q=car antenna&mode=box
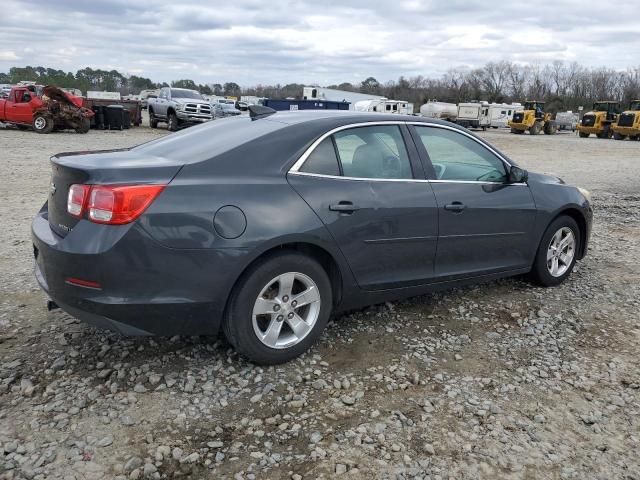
[249,105,277,120]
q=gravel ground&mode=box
[0,122,639,480]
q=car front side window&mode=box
[333,125,413,180]
[415,126,507,183]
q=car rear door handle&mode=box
[329,202,360,213]
[444,202,466,213]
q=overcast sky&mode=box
[1,0,639,86]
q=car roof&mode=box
[261,110,454,127]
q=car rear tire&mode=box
[529,215,580,287]
[223,252,333,365]
[167,112,179,131]
[33,115,54,134]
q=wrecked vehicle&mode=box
[0,85,93,134]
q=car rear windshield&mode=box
[132,117,287,164]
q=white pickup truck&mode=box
[147,87,212,131]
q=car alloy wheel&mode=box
[34,117,47,130]
[251,272,321,349]
[546,227,576,277]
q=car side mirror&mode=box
[508,166,528,183]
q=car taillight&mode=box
[67,184,90,218]
[88,185,165,225]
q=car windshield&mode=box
[171,89,203,100]
[593,103,612,112]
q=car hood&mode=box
[43,85,83,108]
[173,97,209,105]
[527,171,566,185]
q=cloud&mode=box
[1,0,639,86]
[0,51,20,61]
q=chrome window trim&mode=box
[288,120,520,185]
[289,121,408,173]
[406,122,514,168]
[288,170,526,186]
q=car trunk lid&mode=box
[48,148,183,237]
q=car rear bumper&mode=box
[32,209,243,336]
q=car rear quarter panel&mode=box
[138,124,357,304]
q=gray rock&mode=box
[97,435,114,447]
[123,456,143,473]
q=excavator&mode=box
[577,101,620,138]
[508,101,557,135]
[611,100,640,140]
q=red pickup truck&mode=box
[0,85,93,133]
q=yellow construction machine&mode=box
[611,100,640,140]
[577,101,620,138]
[509,101,557,135]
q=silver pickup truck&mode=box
[148,87,212,131]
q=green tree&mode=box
[360,76,381,94]
[171,79,198,90]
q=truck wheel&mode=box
[75,117,91,134]
[578,131,589,138]
[33,115,54,134]
[148,108,158,128]
[510,128,523,134]
[544,122,557,135]
[529,122,541,135]
[613,132,626,140]
[167,112,179,132]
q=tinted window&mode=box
[333,125,412,179]
[170,89,203,100]
[300,138,340,176]
[415,126,507,182]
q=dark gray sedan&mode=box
[32,108,592,364]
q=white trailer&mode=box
[354,99,414,115]
[485,103,522,128]
[303,86,385,110]
[419,101,458,121]
[456,102,522,129]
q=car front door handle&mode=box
[444,202,466,213]
[329,202,360,214]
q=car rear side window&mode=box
[415,126,507,183]
[333,125,413,179]
[299,138,340,176]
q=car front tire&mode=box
[530,215,580,287]
[167,112,179,131]
[223,252,333,365]
[33,115,54,134]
